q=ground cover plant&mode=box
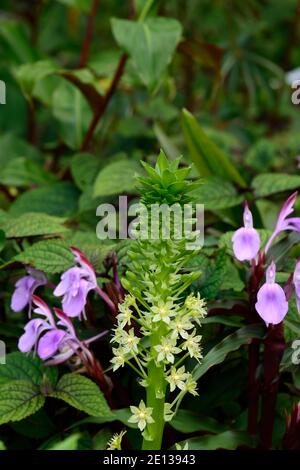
[0,0,300,451]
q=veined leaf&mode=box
[49,373,112,417]
[0,380,45,425]
[0,352,58,387]
[0,212,68,238]
[252,173,300,197]
[111,17,182,91]
[14,240,75,274]
[93,159,141,197]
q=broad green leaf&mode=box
[0,441,6,450]
[52,81,92,149]
[252,173,300,197]
[176,431,254,450]
[0,134,42,168]
[71,153,101,190]
[111,17,182,91]
[68,407,137,429]
[0,352,58,387]
[15,60,58,99]
[9,182,79,217]
[193,325,265,380]
[171,410,226,434]
[198,249,227,300]
[14,240,75,274]
[47,433,81,450]
[93,159,141,197]
[181,109,246,187]
[0,158,56,187]
[0,380,44,425]
[194,177,243,210]
[0,212,67,238]
[50,373,112,417]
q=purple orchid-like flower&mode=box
[54,247,97,318]
[293,260,300,315]
[232,202,261,262]
[255,261,289,325]
[18,295,107,365]
[264,192,300,254]
[11,267,47,314]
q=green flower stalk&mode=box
[111,151,206,450]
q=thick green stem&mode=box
[142,329,166,450]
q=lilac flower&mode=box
[54,247,97,318]
[11,268,47,313]
[232,202,261,261]
[293,260,300,315]
[264,192,300,254]
[18,295,107,365]
[255,261,289,325]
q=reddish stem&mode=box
[259,323,285,448]
[80,53,128,151]
[79,0,100,68]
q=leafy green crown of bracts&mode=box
[137,150,199,207]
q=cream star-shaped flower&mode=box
[154,337,181,363]
[166,366,189,392]
[128,400,154,431]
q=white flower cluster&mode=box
[110,290,206,429]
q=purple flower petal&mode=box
[18,319,48,353]
[255,262,288,325]
[232,227,260,261]
[62,279,90,317]
[11,269,47,313]
[37,329,66,360]
[293,260,300,314]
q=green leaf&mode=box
[0,440,6,450]
[14,240,75,274]
[0,158,56,187]
[93,159,141,197]
[0,352,58,387]
[194,177,243,210]
[0,212,67,238]
[9,182,79,217]
[176,431,254,450]
[198,249,227,300]
[71,153,101,191]
[181,109,246,187]
[193,325,265,380]
[171,410,226,434]
[0,230,5,254]
[52,81,92,149]
[111,17,182,91]
[252,173,300,197]
[15,60,58,99]
[0,380,44,425]
[50,374,112,417]
[47,433,82,450]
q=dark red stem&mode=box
[80,53,128,151]
[79,0,100,68]
[259,323,285,448]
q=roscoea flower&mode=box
[232,202,260,261]
[11,267,47,314]
[293,260,300,315]
[54,247,97,318]
[265,192,300,254]
[255,261,289,325]
[18,295,107,365]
